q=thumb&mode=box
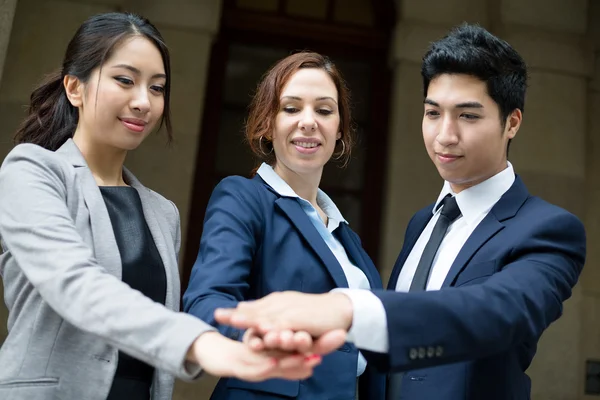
[311,330,347,355]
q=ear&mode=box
[63,75,84,108]
[505,108,522,140]
[336,131,342,140]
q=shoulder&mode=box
[1,143,70,174]
[0,143,73,188]
[211,175,272,206]
[518,195,585,237]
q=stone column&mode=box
[0,0,17,348]
[581,1,600,399]
[0,0,17,84]
[498,1,591,398]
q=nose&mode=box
[436,116,459,147]
[298,109,317,132]
[130,87,151,114]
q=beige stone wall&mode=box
[0,0,17,348]
[582,1,600,399]
[382,0,594,399]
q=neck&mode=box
[273,163,321,206]
[449,160,509,194]
[73,132,128,186]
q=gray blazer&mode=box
[0,140,214,400]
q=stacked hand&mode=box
[190,291,354,382]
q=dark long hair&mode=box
[14,12,173,151]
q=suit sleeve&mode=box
[362,211,585,373]
[183,176,263,340]
[0,145,215,380]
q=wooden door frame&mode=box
[182,0,396,289]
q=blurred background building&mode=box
[0,0,599,398]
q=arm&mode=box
[0,145,213,380]
[214,211,585,373]
[365,211,585,372]
[183,176,263,340]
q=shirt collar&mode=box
[433,161,516,225]
[256,163,347,225]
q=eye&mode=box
[283,107,299,114]
[317,109,333,116]
[114,76,133,85]
[150,85,165,94]
[425,109,439,117]
[461,113,480,120]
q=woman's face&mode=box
[271,68,341,179]
[71,35,166,151]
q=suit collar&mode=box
[56,138,87,167]
[256,162,347,226]
[441,175,530,287]
[388,174,529,289]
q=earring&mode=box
[259,136,274,155]
[333,139,346,160]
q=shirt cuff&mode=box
[332,288,389,353]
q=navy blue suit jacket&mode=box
[183,175,386,400]
[362,176,586,400]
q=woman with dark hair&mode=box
[183,52,386,400]
[0,13,321,400]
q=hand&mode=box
[244,328,313,354]
[244,327,346,357]
[188,331,321,381]
[215,291,353,344]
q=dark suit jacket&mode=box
[363,176,586,400]
[183,175,386,400]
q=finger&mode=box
[242,328,265,352]
[277,330,296,352]
[291,331,313,353]
[262,330,282,349]
[214,308,235,325]
[312,329,347,355]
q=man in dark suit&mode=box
[215,24,586,400]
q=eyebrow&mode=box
[424,99,484,109]
[111,64,166,80]
[281,95,338,104]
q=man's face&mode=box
[422,73,521,193]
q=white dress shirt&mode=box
[257,163,370,375]
[336,162,515,353]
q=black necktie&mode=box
[409,195,462,291]
[387,195,461,400]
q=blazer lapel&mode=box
[442,176,529,287]
[387,209,433,289]
[335,223,381,289]
[125,169,179,309]
[56,140,123,278]
[275,198,349,288]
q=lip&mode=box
[119,117,148,133]
[436,153,462,164]
[291,137,321,155]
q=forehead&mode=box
[426,74,493,106]
[281,68,337,98]
[106,36,165,74]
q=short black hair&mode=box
[422,23,528,126]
